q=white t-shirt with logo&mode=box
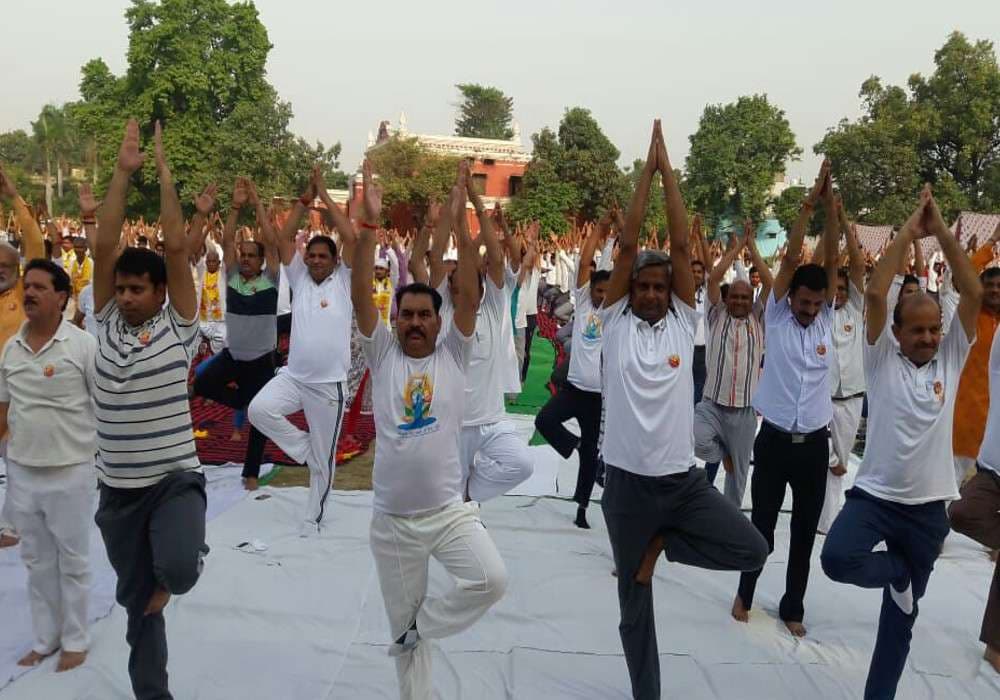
[362,320,471,516]
[567,283,603,393]
[598,296,699,477]
[854,322,973,504]
[977,326,1000,475]
[828,282,866,397]
[285,253,353,384]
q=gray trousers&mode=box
[96,470,208,700]
[694,400,757,507]
[601,465,768,700]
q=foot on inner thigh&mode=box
[17,649,56,667]
[634,533,665,585]
[723,454,734,474]
[731,594,750,623]
[783,620,807,637]
[0,530,20,548]
[56,650,87,672]
[243,476,259,491]
[144,587,172,616]
[985,645,1000,673]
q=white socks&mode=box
[890,581,914,616]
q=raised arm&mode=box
[77,183,101,255]
[314,167,357,267]
[746,234,774,302]
[821,171,839,305]
[351,160,382,337]
[451,172,478,336]
[428,194,453,289]
[656,120,695,307]
[923,190,983,340]
[605,121,659,308]
[408,207,434,284]
[865,192,927,343]
[246,181,280,275]
[278,179,314,266]
[912,238,927,281]
[187,184,218,261]
[153,122,196,320]
[0,165,44,261]
[94,119,145,312]
[222,179,249,271]
[773,159,828,301]
[577,215,607,289]
[837,199,865,292]
[465,163,504,288]
[708,230,746,306]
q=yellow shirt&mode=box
[70,255,93,298]
[372,277,393,327]
[0,281,25,350]
[200,270,224,322]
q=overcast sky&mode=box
[3,0,998,183]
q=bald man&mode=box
[695,232,772,505]
[0,164,45,548]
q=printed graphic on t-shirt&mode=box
[582,313,602,343]
[398,372,438,433]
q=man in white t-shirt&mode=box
[818,206,867,533]
[822,187,983,698]
[601,122,767,700]
[535,219,611,528]
[949,323,1000,675]
[355,164,507,699]
[249,168,356,536]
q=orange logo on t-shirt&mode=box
[42,365,54,378]
[844,324,853,333]
[668,354,680,368]
[320,299,329,308]
[817,343,827,356]
[138,330,152,346]
[933,381,943,400]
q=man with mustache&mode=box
[356,164,507,700]
[732,160,839,638]
[0,163,44,549]
[193,178,280,492]
[91,120,207,700]
[249,167,356,536]
[695,221,773,507]
[1,259,96,673]
[600,121,767,700]
[822,186,983,699]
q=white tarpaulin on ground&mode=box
[2,464,999,699]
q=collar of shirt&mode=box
[15,319,71,354]
[632,308,669,331]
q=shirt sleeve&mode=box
[0,340,12,403]
[863,321,894,382]
[847,281,864,316]
[940,317,974,383]
[284,252,308,292]
[596,295,629,335]
[441,317,474,370]
[672,297,699,339]
[482,276,506,321]
[763,289,789,327]
[167,305,202,356]
[359,319,394,371]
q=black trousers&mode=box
[602,466,768,700]
[193,349,274,478]
[521,313,538,381]
[737,421,829,622]
[96,471,208,700]
[534,382,602,505]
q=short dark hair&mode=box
[749,265,759,276]
[591,270,612,286]
[691,259,705,271]
[837,267,849,283]
[395,282,442,314]
[23,258,72,311]
[893,292,940,328]
[789,263,828,294]
[720,282,730,301]
[982,267,1000,282]
[114,247,167,287]
[136,235,149,246]
[902,274,919,288]
[239,240,264,258]
[306,235,338,258]
[43,239,53,258]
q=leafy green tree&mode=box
[507,159,578,235]
[625,159,666,240]
[685,94,801,224]
[817,32,999,224]
[454,84,514,140]
[366,136,460,224]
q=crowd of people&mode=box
[0,116,999,700]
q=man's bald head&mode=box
[0,242,20,294]
[725,279,754,319]
[893,291,940,329]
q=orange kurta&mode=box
[953,243,1000,458]
[0,196,43,349]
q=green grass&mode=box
[505,335,557,446]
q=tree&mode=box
[454,84,514,140]
[366,136,460,224]
[817,32,1000,224]
[685,94,801,225]
[507,159,578,235]
[625,158,666,240]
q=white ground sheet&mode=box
[2,420,999,699]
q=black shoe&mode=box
[574,506,590,529]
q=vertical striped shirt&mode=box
[703,301,765,408]
[94,302,202,488]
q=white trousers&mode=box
[8,460,94,654]
[199,321,226,354]
[459,421,534,503]
[249,371,345,527]
[370,502,508,700]
[819,396,864,533]
[0,441,15,536]
[954,455,977,491]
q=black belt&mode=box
[761,420,828,444]
[832,392,865,402]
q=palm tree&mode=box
[32,105,77,212]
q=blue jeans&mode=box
[821,488,950,699]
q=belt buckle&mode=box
[791,433,805,444]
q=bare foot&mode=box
[56,650,86,672]
[17,649,55,667]
[723,455,734,474]
[635,534,665,585]
[243,477,258,492]
[985,645,1000,673]
[229,429,242,442]
[830,463,847,477]
[0,531,20,548]
[731,595,749,623]
[784,620,807,637]
[144,587,171,616]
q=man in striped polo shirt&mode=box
[695,225,772,506]
[92,120,207,700]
